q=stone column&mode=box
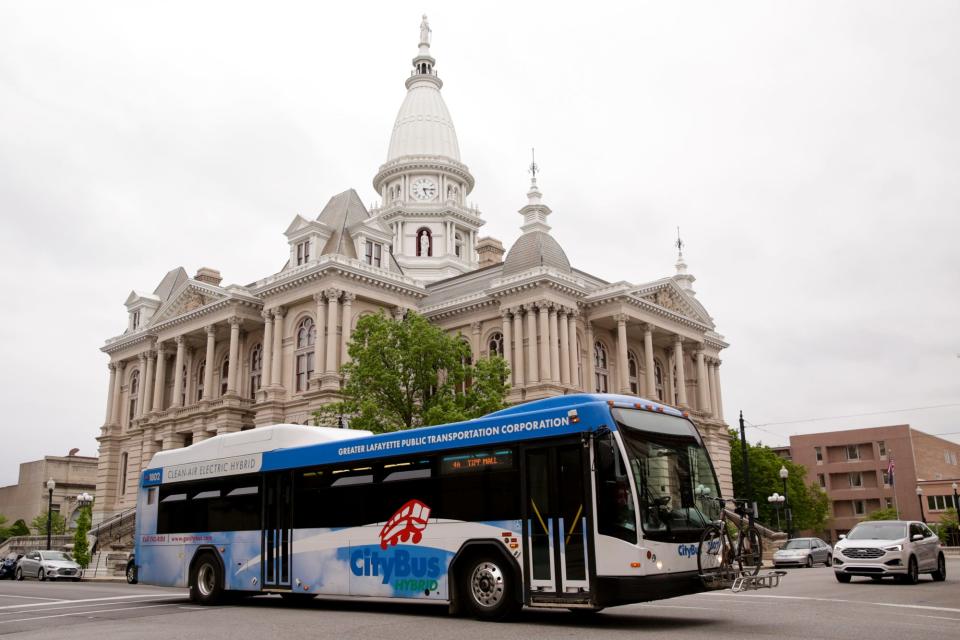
[110,360,126,426]
[616,314,629,394]
[104,363,118,425]
[526,304,539,384]
[152,343,167,412]
[260,313,273,388]
[512,307,525,387]
[161,429,179,451]
[312,293,326,386]
[340,292,355,368]
[140,429,159,470]
[695,348,710,413]
[227,318,241,395]
[200,326,215,399]
[548,305,560,384]
[584,320,595,393]
[322,290,341,389]
[193,428,212,443]
[171,336,186,407]
[538,302,550,382]
[271,308,285,388]
[673,336,688,407]
[470,321,482,362]
[558,308,570,386]
[500,309,513,382]
[712,360,725,420]
[142,351,156,416]
[643,324,656,398]
[567,310,580,389]
[135,353,148,417]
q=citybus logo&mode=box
[379,499,431,550]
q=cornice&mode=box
[377,203,484,228]
[486,267,589,299]
[251,254,428,299]
[420,296,499,321]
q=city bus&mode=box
[135,393,722,620]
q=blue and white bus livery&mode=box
[135,393,722,620]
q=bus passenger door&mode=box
[524,443,591,601]
[262,473,292,589]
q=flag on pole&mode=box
[887,457,895,485]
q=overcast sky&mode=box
[1,1,958,486]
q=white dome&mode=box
[386,80,461,162]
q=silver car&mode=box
[773,537,833,568]
[15,550,83,581]
[832,520,946,584]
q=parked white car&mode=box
[833,520,945,584]
[15,550,83,581]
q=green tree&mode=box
[729,430,830,533]
[9,520,30,537]
[313,311,510,433]
[863,507,899,521]
[72,506,92,568]
[31,511,66,536]
[934,507,958,545]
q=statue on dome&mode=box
[420,14,431,45]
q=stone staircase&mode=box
[85,550,130,580]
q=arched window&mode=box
[594,341,608,393]
[127,370,140,424]
[196,360,206,402]
[416,227,432,257]
[295,317,316,392]
[220,358,229,396]
[455,233,463,258]
[654,359,665,402]
[488,332,503,358]
[250,344,263,400]
[627,351,639,395]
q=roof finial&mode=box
[676,226,684,257]
[419,14,432,48]
[528,147,539,188]
[673,227,696,296]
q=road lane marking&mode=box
[0,594,184,611]
[0,602,185,625]
[706,592,960,615]
[0,598,186,616]
[0,595,62,601]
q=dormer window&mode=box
[365,241,383,267]
[132,311,140,330]
[296,241,311,266]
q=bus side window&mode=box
[295,466,380,528]
[595,435,638,544]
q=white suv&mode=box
[833,520,946,584]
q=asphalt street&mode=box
[0,561,958,639]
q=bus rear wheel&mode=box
[189,554,224,605]
[460,553,519,621]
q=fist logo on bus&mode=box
[379,499,431,550]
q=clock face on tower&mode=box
[410,178,438,201]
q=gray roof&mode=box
[316,189,369,258]
[153,267,188,301]
[501,231,572,276]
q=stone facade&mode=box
[94,16,733,522]
[0,453,97,528]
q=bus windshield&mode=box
[612,408,720,542]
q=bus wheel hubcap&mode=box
[198,564,215,596]
[471,562,504,608]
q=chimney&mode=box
[476,237,505,268]
[195,267,223,286]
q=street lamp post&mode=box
[916,486,925,524]
[45,478,56,551]
[768,493,785,531]
[779,466,791,538]
[77,492,93,510]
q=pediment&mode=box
[637,280,713,327]
[149,281,226,325]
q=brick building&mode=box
[789,425,960,541]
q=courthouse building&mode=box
[94,18,733,521]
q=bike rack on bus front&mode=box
[700,568,787,593]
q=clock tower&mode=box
[372,15,484,283]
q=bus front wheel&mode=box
[189,554,224,605]
[460,554,520,621]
